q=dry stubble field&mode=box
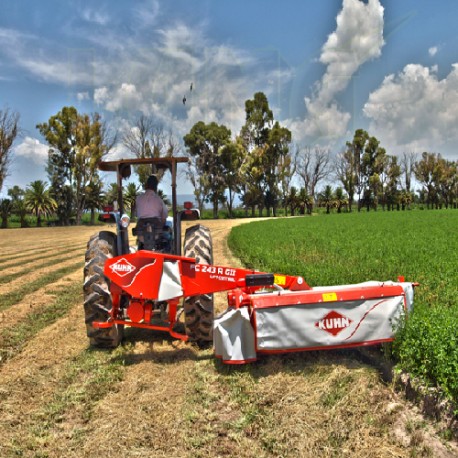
[0,220,457,458]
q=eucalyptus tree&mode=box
[265,122,292,216]
[361,136,387,210]
[219,137,245,217]
[239,92,273,215]
[337,129,388,211]
[279,146,297,216]
[384,156,402,211]
[37,107,115,225]
[123,115,179,186]
[240,92,291,216]
[240,92,273,149]
[401,152,416,195]
[438,159,457,209]
[185,155,206,214]
[342,129,369,211]
[0,107,20,193]
[335,147,357,212]
[184,121,232,218]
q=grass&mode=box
[228,210,458,403]
[27,346,127,454]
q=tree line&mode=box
[0,95,457,227]
[183,93,458,217]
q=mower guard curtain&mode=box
[214,307,256,364]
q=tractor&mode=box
[83,156,214,348]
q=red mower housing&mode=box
[95,250,416,364]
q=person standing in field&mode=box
[136,175,168,224]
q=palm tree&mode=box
[286,186,301,216]
[123,182,141,218]
[24,180,57,227]
[334,187,348,213]
[319,185,334,214]
[105,183,118,206]
[157,189,171,206]
[298,188,314,215]
[13,199,29,227]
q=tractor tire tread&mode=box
[183,225,214,347]
[83,232,123,348]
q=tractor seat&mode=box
[133,217,164,250]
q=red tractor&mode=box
[84,157,214,348]
[84,156,418,364]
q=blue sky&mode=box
[1,0,458,196]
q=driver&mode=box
[136,175,168,224]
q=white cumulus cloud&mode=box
[363,63,458,157]
[14,137,49,165]
[290,0,385,144]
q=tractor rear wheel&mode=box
[83,231,124,348]
[183,224,214,347]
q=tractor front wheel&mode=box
[183,224,214,347]
[83,231,124,348]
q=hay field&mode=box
[0,222,456,457]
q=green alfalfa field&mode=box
[229,210,458,404]
[0,213,457,458]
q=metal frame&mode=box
[98,156,190,255]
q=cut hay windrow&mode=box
[0,247,84,285]
[0,260,83,312]
[0,241,86,267]
[0,280,83,364]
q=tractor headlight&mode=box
[120,214,130,228]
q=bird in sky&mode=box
[182,95,187,105]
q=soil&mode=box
[0,220,457,458]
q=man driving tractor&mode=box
[136,175,168,223]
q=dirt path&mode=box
[0,220,456,458]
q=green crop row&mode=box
[228,210,458,402]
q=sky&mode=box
[1,0,458,197]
